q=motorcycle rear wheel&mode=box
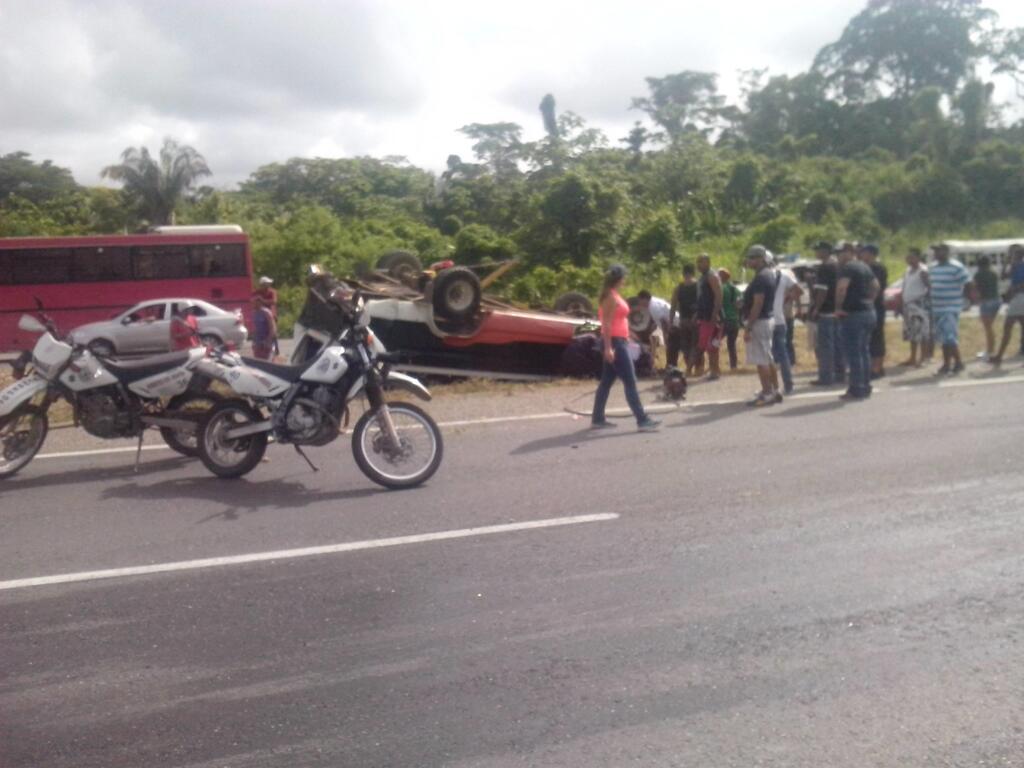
[160,392,222,457]
[352,401,443,489]
[0,404,48,479]
[198,400,268,479]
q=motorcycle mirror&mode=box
[18,314,46,333]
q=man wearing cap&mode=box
[835,244,880,400]
[929,243,972,375]
[742,245,781,406]
[770,255,803,395]
[858,244,888,378]
[254,276,278,320]
[808,241,846,386]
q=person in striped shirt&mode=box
[929,244,972,375]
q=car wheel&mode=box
[199,334,222,349]
[88,339,115,358]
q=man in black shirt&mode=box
[669,264,699,373]
[742,245,781,406]
[808,241,846,386]
[859,244,888,378]
[835,244,880,400]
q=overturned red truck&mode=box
[298,253,632,380]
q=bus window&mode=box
[12,249,72,284]
[190,244,246,277]
[132,245,190,280]
[72,247,132,282]
[0,252,12,284]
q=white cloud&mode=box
[1,0,1022,188]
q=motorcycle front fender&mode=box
[382,371,432,402]
[0,374,48,417]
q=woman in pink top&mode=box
[591,265,660,431]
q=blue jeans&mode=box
[772,322,794,393]
[592,337,647,425]
[815,315,846,384]
[840,310,876,397]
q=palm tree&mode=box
[102,138,211,226]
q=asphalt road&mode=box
[1,375,1023,767]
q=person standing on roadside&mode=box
[859,244,888,379]
[718,268,741,370]
[835,245,879,400]
[742,245,781,407]
[898,247,931,367]
[591,265,660,432]
[809,241,845,386]
[251,296,278,360]
[669,264,700,374]
[990,243,1024,366]
[770,257,803,395]
[694,254,724,380]
[929,243,972,375]
[169,304,201,351]
[974,256,1001,361]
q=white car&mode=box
[69,299,247,356]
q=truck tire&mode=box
[431,267,482,321]
[553,291,594,315]
[377,251,422,282]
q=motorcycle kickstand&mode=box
[133,432,144,474]
[294,445,319,472]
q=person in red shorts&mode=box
[694,253,723,380]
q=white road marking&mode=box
[30,374,1024,461]
[0,513,619,591]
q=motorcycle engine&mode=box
[282,386,342,445]
[78,391,134,438]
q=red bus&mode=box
[0,225,254,352]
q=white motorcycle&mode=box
[0,309,222,479]
[195,287,443,489]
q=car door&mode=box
[118,302,170,353]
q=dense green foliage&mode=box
[2,0,1023,316]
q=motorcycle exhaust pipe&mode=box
[141,416,198,432]
[225,421,274,439]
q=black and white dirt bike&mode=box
[0,308,222,480]
[196,287,443,489]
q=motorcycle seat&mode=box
[240,357,314,383]
[104,351,193,383]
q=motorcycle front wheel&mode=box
[352,401,443,489]
[0,404,48,479]
[198,400,268,479]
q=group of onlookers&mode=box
[614,240,1024,419]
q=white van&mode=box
[942,239,1023,293]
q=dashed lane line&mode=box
[0,513,620,591]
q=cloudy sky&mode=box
[2,0,1022,187]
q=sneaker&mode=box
[951,362,965,375]
[746,394,770,407]
[637,417,661,432]
[936,365,950,376]
[784,385,795,395]
[809,379,833,387]
[590,420,617,430]
[772,391,784,404]
[976,351,989,361]
[839,391,867,401]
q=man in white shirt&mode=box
[770,257,803,394]
[635,290,672,370]
[898,247,931,368]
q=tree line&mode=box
[2,0,1023,317]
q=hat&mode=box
[259,276,274,285]
[764,249,776,266]
[812,240,832,252]
[835,240,857,253]
[859,243,879,255]
[745,244,768,260]
[718,267,731,279]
